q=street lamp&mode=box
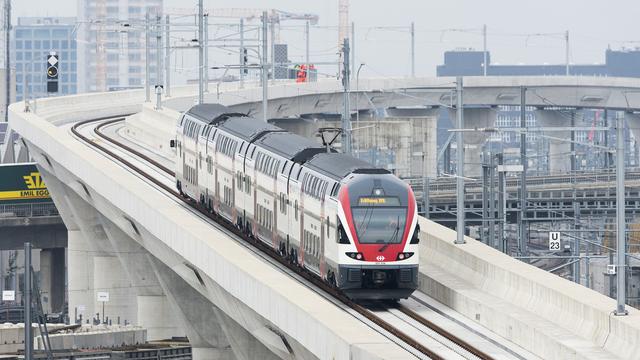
[355,63,365,157]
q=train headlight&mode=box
[396,252,414,261]
[346,252,365,261]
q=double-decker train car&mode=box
[171,104,419,300]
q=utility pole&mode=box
[145,13,150,102]
[165,15,171,97]
[261,11,268,122]
[482,151,490,244]
[204,14,209,93]
[483,24,488,76]
[497,153,506,252]
[305,20,310,81]
[341,38,352,154]
[197,0,204,105]
[411,21,415,78]
[24,242,32,360]
[571,111,576,171]
[155,14,162,110]
[351,22,355,77]
[489,153,496,248]
[455,77,466,245]
[270,14,275,84]
[604,109,609,168]
[239,18,245,88]
[22,65,28,112]
[4,0,10,121]
[519,86,528,257]
[615,112,628,316]
[565,30,570,76]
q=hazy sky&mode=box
[12,0,640,80]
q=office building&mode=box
[14,17,77,101]
[77,0,162,93]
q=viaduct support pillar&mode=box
[39,248,65,315]
[625,112,640,148]
[448,107,497,179]
[536,109,572,175]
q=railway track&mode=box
[71,116,495,360]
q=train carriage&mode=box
[173,104,419,300]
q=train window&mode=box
[332,184,340,197]
[326,216,330,238]
[294,200,299,221]
[245,176,252,194]
[311,177,318,197]
[283,197,287,214]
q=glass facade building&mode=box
[14,17,77,101]
[77,0,162,93]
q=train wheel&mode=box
[328,271,337,288]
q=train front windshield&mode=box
[352,196,407,244]
[352,207,407,244]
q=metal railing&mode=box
[0,202,59,218]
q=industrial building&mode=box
[437,48,640,77]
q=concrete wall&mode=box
[34,325,146,350]
[418,216,640,360]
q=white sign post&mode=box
[549,231,561,251]
[97,292,109,324]
[2,290,15,301]
[96,292,109,302]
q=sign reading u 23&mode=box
[549,232,561,251]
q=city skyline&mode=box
[8,0,640,80]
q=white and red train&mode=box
[172,104,419,300]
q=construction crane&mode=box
[165,7,318,43]
[165,7,318,27]
[95,0,107,92]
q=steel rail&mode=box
[396,304,493,360]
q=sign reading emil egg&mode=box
[549,231,561,251]
[97,291,110,302]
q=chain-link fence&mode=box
[0,202,59,218]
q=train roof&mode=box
[186,104,247,125]
[305,153,388,180]
[255,132,334,163]
[186,103,390,179]
[218,116,283,142]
